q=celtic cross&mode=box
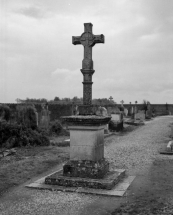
[72,23,104,105]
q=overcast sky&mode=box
[0,0,172,104]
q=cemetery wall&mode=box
[123,104,173,115]
[1,103,173,122]
[2,103,73,122]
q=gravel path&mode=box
[105,116,173,175]
[0,116,173,215]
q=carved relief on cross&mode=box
[72,23,104,106]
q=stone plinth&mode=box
[45,169,125,190]
[63,159,109,179]
[62,115,111,178]
[69,124,105,161]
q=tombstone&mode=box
[96,106,109,134]
[111,113,122,121]
[72,105,79,115]
[109,113,123,131]
[128,102,132,116]
[124,108,128,117]
[119,100,124,112]
[135,110,145,121]
[111,106,121,114]
[146,103,152,119]
[131,106,135,119]
[31,104,38,128]
[40,103,50,129]
[45,23,125,190]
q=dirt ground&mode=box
[111,159,173,215]
[0,142,69,196]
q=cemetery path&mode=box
[0,116,173,215]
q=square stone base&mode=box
[45,169,125,190]
[63,159,109,179]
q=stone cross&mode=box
[72,23,104,105]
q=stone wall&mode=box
[1,103,173,122]
[2,103,72,123]
[122,104,173,116]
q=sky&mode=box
[0,0,173,104]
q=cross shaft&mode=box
[72,23,104,105]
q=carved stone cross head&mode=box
[72,23,104,48]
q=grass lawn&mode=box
[0,144,69,196]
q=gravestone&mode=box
[135,110,145,121]
[124,108,128,117]
[40,103,50,129]
[128,102,132,116]
[45,23,125,190]
[146,103,152,118]
[109,113,123,131]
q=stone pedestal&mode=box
[62,116,111,178]
[44,115,127,190]
[63,122,109,178]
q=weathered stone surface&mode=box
[62,115,111,126]
[68,124,105,161]
[72,23,104,106]
[135,110,145,121]
[45,169,125,190]
[63,159,109,179]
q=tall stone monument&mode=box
[72,23,105,115]
[45,23,125,190]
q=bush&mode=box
[0,121,50,148]
[0,105,11,121]
[16,105,38,129]
[49,120,63,136]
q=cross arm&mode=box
[72,36,81,45]
[93,34,105,45]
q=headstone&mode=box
[40,103,50,129]
[135,110,145,121]
[111,113,123,122]
[128,102,132,116]
[146,102,152,118]
[131,106,134,119]
[73,105,79,115]
[124,108,128,117]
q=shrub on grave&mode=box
[0,121,50,148]
[49,120,63,135]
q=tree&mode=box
[54,97,60,102]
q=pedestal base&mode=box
[45,169,125,190]
[63,159,109,179]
